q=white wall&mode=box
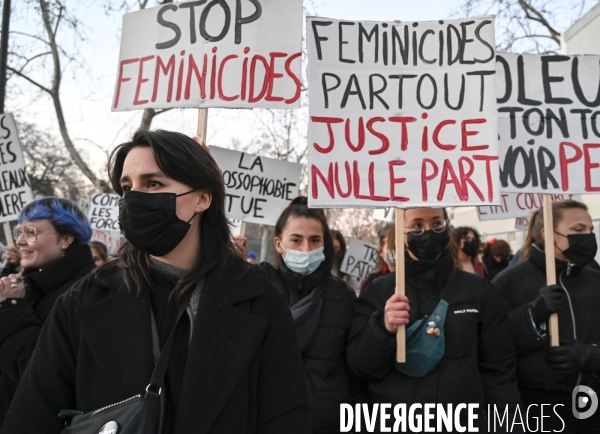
[562,2,600,56]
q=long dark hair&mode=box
[523,199,589,260]
[274,196,335,278]
[331,229,347,272]
[105,129,244,299]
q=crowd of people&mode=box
[0,129,598,433]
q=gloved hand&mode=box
[545,340,600,375]
[530,285,563,325]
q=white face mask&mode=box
[383,249,396,267]
[281,245,325,275]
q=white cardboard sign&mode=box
[477,193,581,221]
[113,0,303,111]
[0,114,34,223]
[373,208,394,222]
[210,146,302,225]
[307,16,500,208]
[88,193,120,231]
[497,53,600,194]
[341,238,379,280]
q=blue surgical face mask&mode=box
[282,245,325,275]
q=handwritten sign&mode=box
[477,193,581,221]
[373,207,394,222]
[88,193,120,231]
[210,146,302,225]
[113,0,303,111]
[0,114,33,223]
[341,238,379,280]
[307,16,500,208]
[497,53,600,194]
[515,217,529,231]
[91,229,121,256]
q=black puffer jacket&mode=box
[259,261,359,434]
[347,250,520,422]
[0,244,95,426]
[492,244,600,394]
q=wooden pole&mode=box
[3,222,13,248]
[197,108,209,143]
[395,208,406,363]
[543,194,559,347]
[239,221,247,238]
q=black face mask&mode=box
[118,189,196,257]
[461,239,479,258]
[554,232,598,267]
[407,229,450,261]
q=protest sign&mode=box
[477,193,581,221]
[373,207,394,222]
[0,114,33,224]
[515,217,529,231]
[307,16,499,207]
[341,238,379,280]
[113,0,303,111]
[497,53,600,194]
[88,193,120,231]
[209,146,302,225]
[92,229,121,256]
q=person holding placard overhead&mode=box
[0,197,95,426]
[493,200,600,432]
[347,207,521,431]
[258,197,360,434]
[1,130,310,434]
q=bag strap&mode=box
[145,293,191,397]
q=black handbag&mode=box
[58,296,189,434]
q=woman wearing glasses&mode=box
[0,197,95,426]
[347,207,520,430]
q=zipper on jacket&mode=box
[407,315,429,344]
[91,394,142,416]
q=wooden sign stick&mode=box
[197,108,209,144]
[543,194,559,347]
[3,222,13,247]
[395,208,406,363]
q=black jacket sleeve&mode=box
[493,271,546,355]
[477,280,521,408]
[346,279,396,381]
[0,286,81,434]
[0,299,42,383]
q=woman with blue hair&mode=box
[0,197,95,425]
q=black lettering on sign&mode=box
[0,116,10,139]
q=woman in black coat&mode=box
[493,200,600,433]
[1,130,310,434]
[259,197,359,434]
[0,197,95,426]
[347,207,521,432]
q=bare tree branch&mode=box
[7,66,51,93]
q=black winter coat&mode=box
[492,244,600,394]
[0,244,95,426]
[347,251,521,416]
[259,262,359,434]
[1,257,311,434]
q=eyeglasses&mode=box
[12,226,58,243]
[404,220,449,236]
